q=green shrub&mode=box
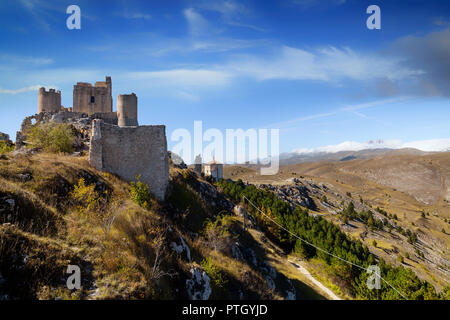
[27,123,74,153]
[201,257,228,289]
[203,214,235,252]
[70,178,102,212]
[130,175,151,209]
[0,141,14,154]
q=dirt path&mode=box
[241,216,343,300]
[288,259,341,300]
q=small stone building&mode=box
[203,160,223,181]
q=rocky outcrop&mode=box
[168,151,187,169]
[259,182,316,210]
[186,267,212,300]
[188,175,234,212]
[170,235,191,262]
[0,132,13,150]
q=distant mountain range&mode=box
[280,139,450,165]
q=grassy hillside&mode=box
[224,153,450,292]
[0,151,327,300]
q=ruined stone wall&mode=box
[48,111,117,125]
[38,88,61,113]
[89,120,169,201]
[73,76,112,115]
[90,112,118,125]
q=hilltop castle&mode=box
[26,76,169,200]
[37,76,137,127]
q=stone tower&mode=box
[73,76,112,115]
[38,88,61,113]
[117,93,138,127]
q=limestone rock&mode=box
[186,267,212,300]
[265,276,275,291]
[168,151,187,169]
[231,242,244,261]
[170,235,191,262]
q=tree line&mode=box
[217,179,446,300]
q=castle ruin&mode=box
[73,76,113,115]
[89,120,169,201]
[38,88,62,113]
[26,76,168,200]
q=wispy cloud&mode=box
[0,85,44,94]
[19,0,51,30]
[126,69,231,88]
[176,91,200,102]
[194,0,266,32]
[268,111,337,129]
[184,8,210,37]
[290,0,347,9]
[227,46,424,82]
[340,97,411,112]
[120,12,152,20]
[0,54,53,66]
[267,97,410,129]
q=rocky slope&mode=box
[0,151,330,300]
[224,154,450,292]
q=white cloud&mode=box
[228,46,424,82]
[126,69,231,88]
[0,85,44,94]
[292,138,450,154]
[198,0,247,16]
[176,91,200,102]
[267,97,410,129]
[0,54,54,66]
[184,8,209,36]
[402,139,450,152]
[194,0,267,32]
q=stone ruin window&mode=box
[90,96,95,103]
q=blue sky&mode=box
[0,0,449,157]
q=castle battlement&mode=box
[73,76,112,115]
[38,87,61,113]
